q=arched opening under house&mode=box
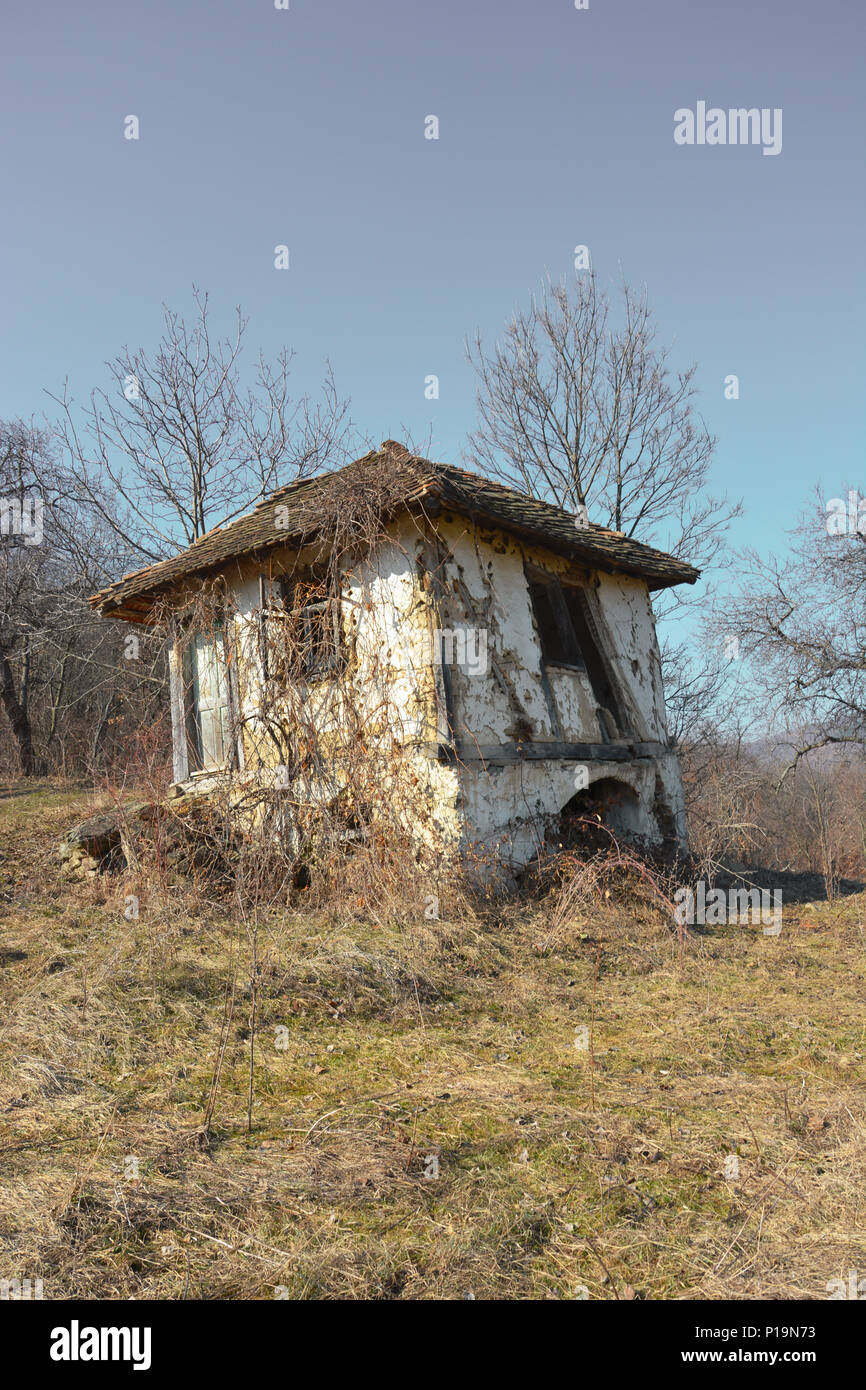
[553,777,650,854]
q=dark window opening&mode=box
[528,578,582,667]
[528,572,627,736]
[298,597,343,678]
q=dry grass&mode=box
[1,785,865,1300]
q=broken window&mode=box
[260,577,345,684]
[297,597,344,678]
[560,586,624,735]
[528,571,627,736]
[528,577,577,667]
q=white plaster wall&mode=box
[216,535,434,761]
[437,522,557,742]
[454,758,660,871]
[430,516,671,749]
[409,515,687,867]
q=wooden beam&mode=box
[426,738,667,765]
[167,621,189,784]
[418,530,457,756]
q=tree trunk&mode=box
[0,644,39,776]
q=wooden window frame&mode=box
[169,615,243,778]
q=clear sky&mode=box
[1,0,863,556]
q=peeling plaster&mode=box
[175,513,689,873]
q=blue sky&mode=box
[1,0,863,558]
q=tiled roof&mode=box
[89,444,699,620]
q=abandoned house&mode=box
[89,442,699,872]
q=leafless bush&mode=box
[536,817,684,955]
[681,738,866,889]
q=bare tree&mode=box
[467,273,737,569]
[466,273,741,733]
[0,294,358,779]
[49,288,355,566]
[0,418,168,778]
[0,420,49,772]
[719,489,866,771]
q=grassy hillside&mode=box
[1,785,864,1300]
